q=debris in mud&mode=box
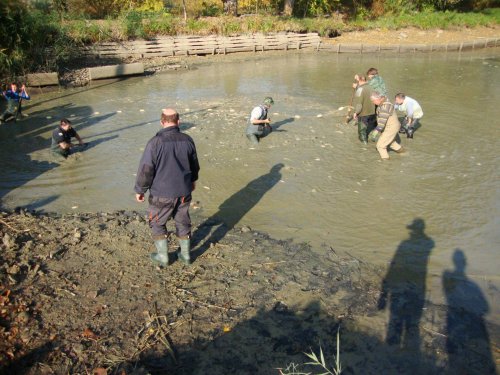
[0,209,383,373]
[0,209,495,374]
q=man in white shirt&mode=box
[246,97,274,144]
[395,93,423,139]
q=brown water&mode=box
[1,49,499,324]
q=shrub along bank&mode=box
[0,0,499,81]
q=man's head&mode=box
[60,118,71,130]
[395,93,406,105]
[10,82,17,91]
[370,91,386,106]
[161,108,180,128]
[263,97,274,108]
[366,68,378,80]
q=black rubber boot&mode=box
[358,121,368,144]
[406,126,414,138]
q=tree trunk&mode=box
[283,0,294,16]
[223,0,238,16]
[182,0,187,21]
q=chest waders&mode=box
[246,105,269,144]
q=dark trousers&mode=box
[357,114,377,142]
[52,147,70,158]
[246,125,272,144]
[0,110,15,122]
[148,195,192,239]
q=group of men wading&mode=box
[244,67,424,161]
[351,67,424,160]
[2,67,423,267]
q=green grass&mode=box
[1,8,498,79]
[57,10,498,42]
[278,327,343,375]
[351,8,500,30]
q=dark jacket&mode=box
[51,126,77,150]
[354,83,375,117]
[134,126,200,199]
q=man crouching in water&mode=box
[369,91,405,160]
[134,108,200,267]
[246,97,274,144]
[51,118,85,158]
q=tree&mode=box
[222,0,238,15]
[283,0,294,16]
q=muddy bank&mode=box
[1,209,497,374]
[54,26,500,87]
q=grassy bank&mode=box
[1,8,499,80]
[65,9,500,43]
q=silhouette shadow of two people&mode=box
[378,218,497,374]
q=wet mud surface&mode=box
[1,209,498,374]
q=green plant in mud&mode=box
[278,328,342,375]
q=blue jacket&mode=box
[134,126,200,199]
[3,89,30,113]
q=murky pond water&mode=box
[1,49,499,324]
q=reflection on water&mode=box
[0,49,499,325]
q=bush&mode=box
[201,1,222,16]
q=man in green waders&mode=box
[246,97,274,144]
[353,75,376,145]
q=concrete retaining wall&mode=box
[26,72,59,86]
[20,34,500,86]
[88,63,144,80]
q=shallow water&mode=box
[1,49,499,325]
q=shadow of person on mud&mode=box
[0,341,53,375]
[179,122,197,131]
[23,76,130,112]
[377,218,434,356]
[56,134,120,159]
[271,117,295,132]
[0,104,115,209]
[442,249,497,375]
[20,195,60,212]
[191,163,284,261]
[178,300,340,374]
[127,300,442,375]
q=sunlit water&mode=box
[1,49,499,325]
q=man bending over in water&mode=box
[51,118,85,158]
